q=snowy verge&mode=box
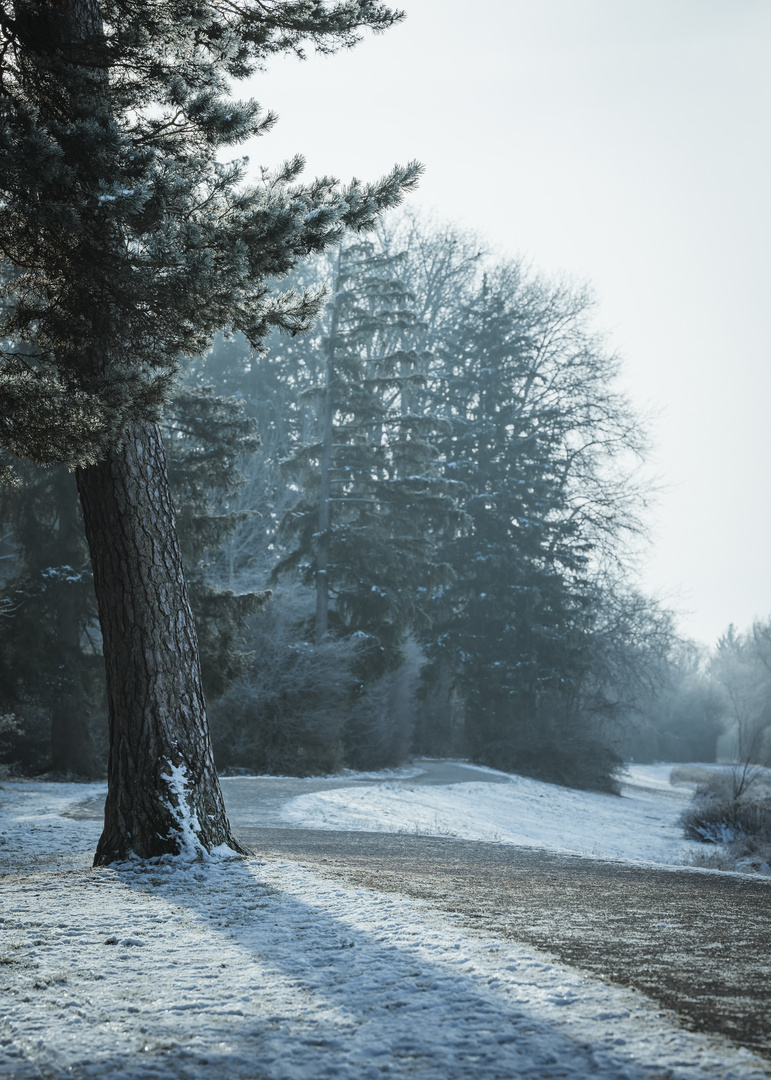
[3,763,768,875]
[0,830,769,1076]
[0,762,756,873]
[279,762,704,866]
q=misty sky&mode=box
[242,0,771,647]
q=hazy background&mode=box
[241,0,771,648]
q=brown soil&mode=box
[239,826,771,1060]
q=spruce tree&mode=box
[424,263,645,785]
[0,0,418,861]
[275,241,459,672]
[184,317,327,592]
[163,383,266,701]
[427,270,582,760]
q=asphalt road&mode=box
[221,764,771,1060]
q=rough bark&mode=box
[77,423,248,864]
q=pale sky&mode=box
[242,0,771,647]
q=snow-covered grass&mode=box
[223,765,426,781]
[1,769,770,1079]
[278,761,712,868]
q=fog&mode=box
[242,0,771,647]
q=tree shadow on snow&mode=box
[71,850,724,1080]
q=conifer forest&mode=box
[0,0,769,865]
[3,215,770,798]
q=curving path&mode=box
[221,763,771,1060]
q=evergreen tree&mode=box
[185,315,328,593]
[163,383,266,701]
[0,0,419,862]
[0,382,264,776]
[423,263,646,786]
[0,466,102,775]
[197,218,653,786]
[275,241,459,673]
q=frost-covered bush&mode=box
[208,587,361,776]
[0,706,51,776]
[681,797,771,845]
[669,764,720,787]
[209,587,427,775]
[680,767,771,872]
[0,712,21,776]
[343,635,425,770]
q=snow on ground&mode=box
[1,772,770,1079]
[279,761,704,867]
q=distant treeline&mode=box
[1,213,768,788]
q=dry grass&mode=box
[678,764,771,875]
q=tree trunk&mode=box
[315,371,333,644]
[77,423,247,864]
[315,256,342,645]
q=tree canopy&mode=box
[0,0,419,469]
[0,0,420,862]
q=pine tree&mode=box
[0,0,419,861]
[275,241,459,673]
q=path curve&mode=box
[220,762,771,1061]
[234,825,771,1059]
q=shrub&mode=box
[343,635,425,770]
[681,796,771,845]
[680,765,771,874]
[473,727,624,794]
[209,585,427,776]
[209,589,361,776]
[0,705,51,776]
[669,764,721,787]
[0,713,20,776]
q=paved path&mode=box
[221,764,771,1060]
[219,760,508,828]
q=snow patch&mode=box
[0,840,768,1079]
[161,759,207,859]
[279,764,702,867]
[1,771,770,1077]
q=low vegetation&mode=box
[676,765,771,873]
